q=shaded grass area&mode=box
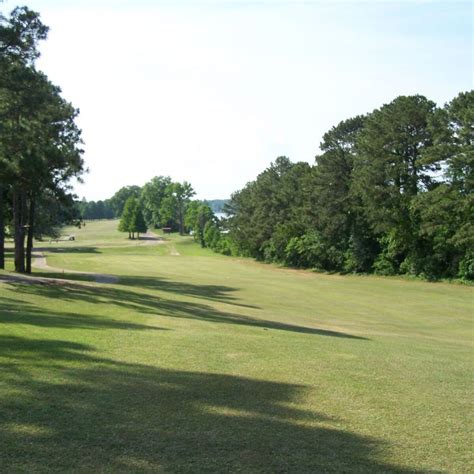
[1,331,405,473]
[29,271,96,283]
[0,295,164,332]
[1,274,472,472]
[3,279,366,339]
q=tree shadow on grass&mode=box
[119,275,260,309]
[34,247,102,254]
[4,281,367,340]
[137,235,164,242]
[38,272,255,308]
[0,334,416,472]
[30,271,96,283]
[0,296,165,332]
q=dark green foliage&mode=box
[228,157,312,260]
[410,185,470,278]
[140,176,172,228]
[285,232,326,269]
[203,221,221,249]
[76,198,115,220]
[221,92,473,280]
[139,178,194,233]
[118,197,147,239]
[87,177,196,236]
[109,185,142,217]
[435,91,473,194]
[33,191,82,241]
[173,182,195,235]
[313,115,378,272]
[353,96,440,271]
[0,6,48,64]
[132,205,147,237]
[350,96,437,276]
[185,201,215,246]
[0,7,84,272]
[201,221,235,255]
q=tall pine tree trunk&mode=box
[0,185,4,270]
[13,187,26,273]
[25,193,35,274]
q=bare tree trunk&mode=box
[25,193,35,274]
[0,184,4,270]
[13,187,25,273]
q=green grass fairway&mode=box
[1,220,472,472]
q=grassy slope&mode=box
[1,220,472,472]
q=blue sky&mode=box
[1,1,472,200]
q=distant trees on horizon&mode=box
[78,190,228,223]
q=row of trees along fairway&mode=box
[0,7,84,273]
[213,92,473,281]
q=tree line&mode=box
[79,186,228,232]
[75,185,141,220]
[0,7,84,273]
[99,177,215,241]
[2,8,470,281]
[213,92,472,281]
[116,178,235,245]
[79,177,223,245]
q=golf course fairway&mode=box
[0,220,472,472]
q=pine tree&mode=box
[118,196,137,239]
[133,206,147,239]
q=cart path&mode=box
[138,230,167,245]
[1,230,174,285]
[30,229,169,283]
[0,270,102,287]
[32,252,119,284]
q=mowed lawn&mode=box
[0,221,472,472]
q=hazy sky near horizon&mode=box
[1,0,472,200]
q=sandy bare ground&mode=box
[170,246,180,256]
[0,255,118,286]
[140,230,166,245]
[0,272,64,286]
[32,252,119,284]
[137,230,179,255]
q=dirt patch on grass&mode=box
[0,272,77,286]
[31,252,119,284]
[139,230,166,245]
